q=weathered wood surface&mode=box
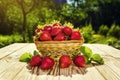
[0,43,120,80]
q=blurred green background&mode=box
[0,0,120,49]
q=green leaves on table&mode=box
[19,50,39,63]
[80,46,92,64]
[80,46,92,58]
[19,52,32,63]
[33,50,39,55]
[91,54,104,64]
[80,46,104,64]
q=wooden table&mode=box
[0,43,120,80]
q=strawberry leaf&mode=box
[84,56,91,64]
[33,50,39,55]
[90,53,104,64]
[19,52,32,63]
[80,46,93,58]
[64,22,74,29]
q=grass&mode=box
[88,34,120,49]
[0,34,23,48]
[0,34,119,50]
[89,34,117,44]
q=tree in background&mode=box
[0,0,120,42]
[16,0,39,42]
[84,0,120,31]
[0,0,18,34]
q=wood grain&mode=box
[0,43,120,80]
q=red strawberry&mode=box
[40,31,52,41]
[71,31,82,40]
[59,55,72,68]
[73,55,86,67]
[36,28,42,33]
[41,56,55,70]
[35,28,43,36]
[30,55,42,67]
[44,25,52,33]
[51,28,62,36]
[53,22,62,27]
[54,33,65,41]
[62,26,72,36]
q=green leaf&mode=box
[84,56,91,64]
[19,52,32,63]
[33,50,39,55]
[91,53,104,64]
[80,46,93,58]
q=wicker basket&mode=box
[34,36,84,60]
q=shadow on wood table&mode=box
[26,63,87,77]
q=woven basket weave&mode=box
[34,36,84,60]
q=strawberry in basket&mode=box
[35,22,82,41]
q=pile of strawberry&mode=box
[35,22,82,41]
[20,45,104,70]
[30,54,85,70]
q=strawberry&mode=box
[30,55,42,67]
[59,55,72,68]
[53,22,62,27]
[71,31,82,40]
[51,27,62,36]
[73,55,86,67]
[36,28,42,33]
[44,25,52,33]
[35,28,43,36]
[62,26,72,36]
[54,33,65,41]
[41,56,55,70]
[40,31,52,41]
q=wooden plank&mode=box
[30,64,105,80]
[95,64,120,80]
[94,55,120,80]
[104,56,120,77]
[0,61,26,80]
[83,44,108,55]
[91,44,120,58]
[0,43,37,80]
[2,44,37,60]
[36,75,48,80]
[0,43,29,59]
[0,43,120,80]
[59,75,71,80]
[0,43,36,77]
[4,43,39,80]
[28,67,38,80]
[12,65,29,80]
[9,44,36,58]
[71,64,105,80]
[0,59,19,75]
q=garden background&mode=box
[0,0,120,49]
